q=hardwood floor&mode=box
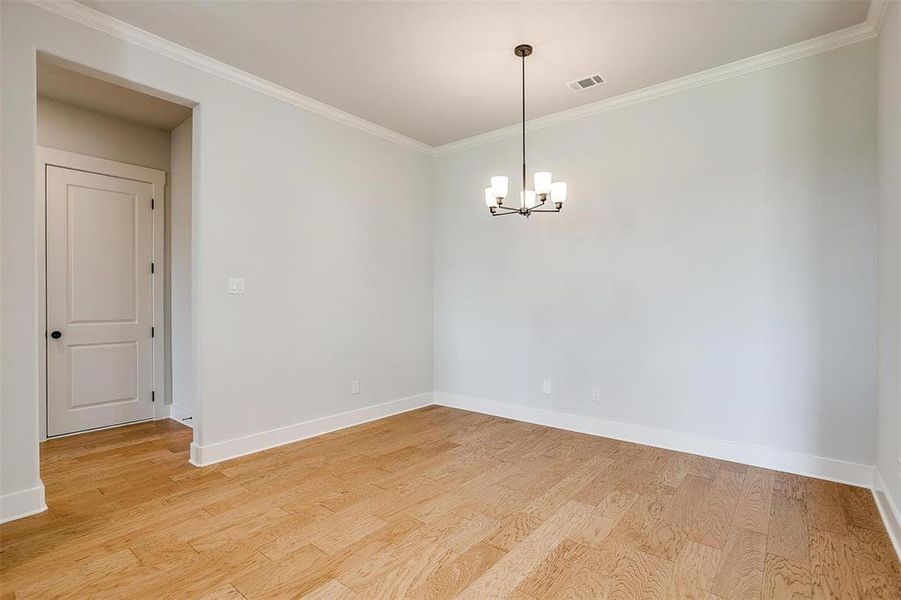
[1,406,899,599]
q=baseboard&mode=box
[434,392,875,489]
[874,469,901,560]
[189,392,433,466]
[0,483,47,524]
[153,402,171,420]
[169,404,194,429]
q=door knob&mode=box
[50,330,62,339]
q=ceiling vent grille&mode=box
[566,73,606,93]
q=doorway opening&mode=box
[35,56,196,445]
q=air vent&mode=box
[566,73,606,93]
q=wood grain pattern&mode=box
[456,500,594,598]
[1,408,898,599]
[605,545,673,600]
[516,539,590,598]
[666,474,712,527]
[539,546,614,599]
[301,579,358,599]
[406,542,504,600]
[686,468,745,549]
[847,526,901,599]
[762,553,812,600]
[711,527,768,600]
[768,494,810,564]
[733,467,775,534]
[807,494,848,534]
[810,526,862,599]
[839,485,885,531]
[663,539,722,599]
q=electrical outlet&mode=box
[591,387,601,402]
[897,457,901,480]
[542,380,552,395]
[351,380,360,395]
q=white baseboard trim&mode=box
[189,392,433,467]
[153,403,171,421]
[434,392,875,489]
[0,483,47,524]
[169,404,194,429]
[874,469,901,560]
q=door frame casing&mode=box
[36,147,167,439]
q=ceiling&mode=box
[78,1,870,147]
[38,59,193,130]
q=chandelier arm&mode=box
[491,209,523,217]
[527,208,562,213]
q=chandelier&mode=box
[484,44,567,218]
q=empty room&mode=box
[0,0,899,598]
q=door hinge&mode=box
[151,198,155,210]
[151,326,155,338]
[151,262,155,274]
[152,390,155,402]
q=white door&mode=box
[46,165,155,436]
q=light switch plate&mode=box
[228,277,245,294]
[351,380,360,395]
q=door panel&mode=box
[70,343,138,408]
[46,166,155,436]
[69,187,138,323]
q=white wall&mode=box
[1,2,433,519]
[877,0,901,530]
[37,96,171,171]
[0,0,887,526]
[169,117,194,420]
[433,41,878,466]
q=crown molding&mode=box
[30,0,885,159]
[433,18,881,156]
[28,0,433,155]
[867,0,890,35]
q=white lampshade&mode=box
[534,172,552,195]
[484,187,498,208]
[491,176,509,200]
[521,189,537,209]
[550,181,567,203]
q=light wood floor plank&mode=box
[456,500,595,598]
[733,467,775,534]
[768,493,810,564]
[711,526,768,600]
[516,539,591,598]
[663,539,722,599]
[301,579,358,599]
[810,527,862,599]
[406,542,505,600]
[1,409,897,599]
[686,468,746,549]
[762,552,812,600]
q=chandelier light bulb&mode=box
[484,187,498,208]
[534,172,552,196]
[551,181,567,204]
[490,176,508,200]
